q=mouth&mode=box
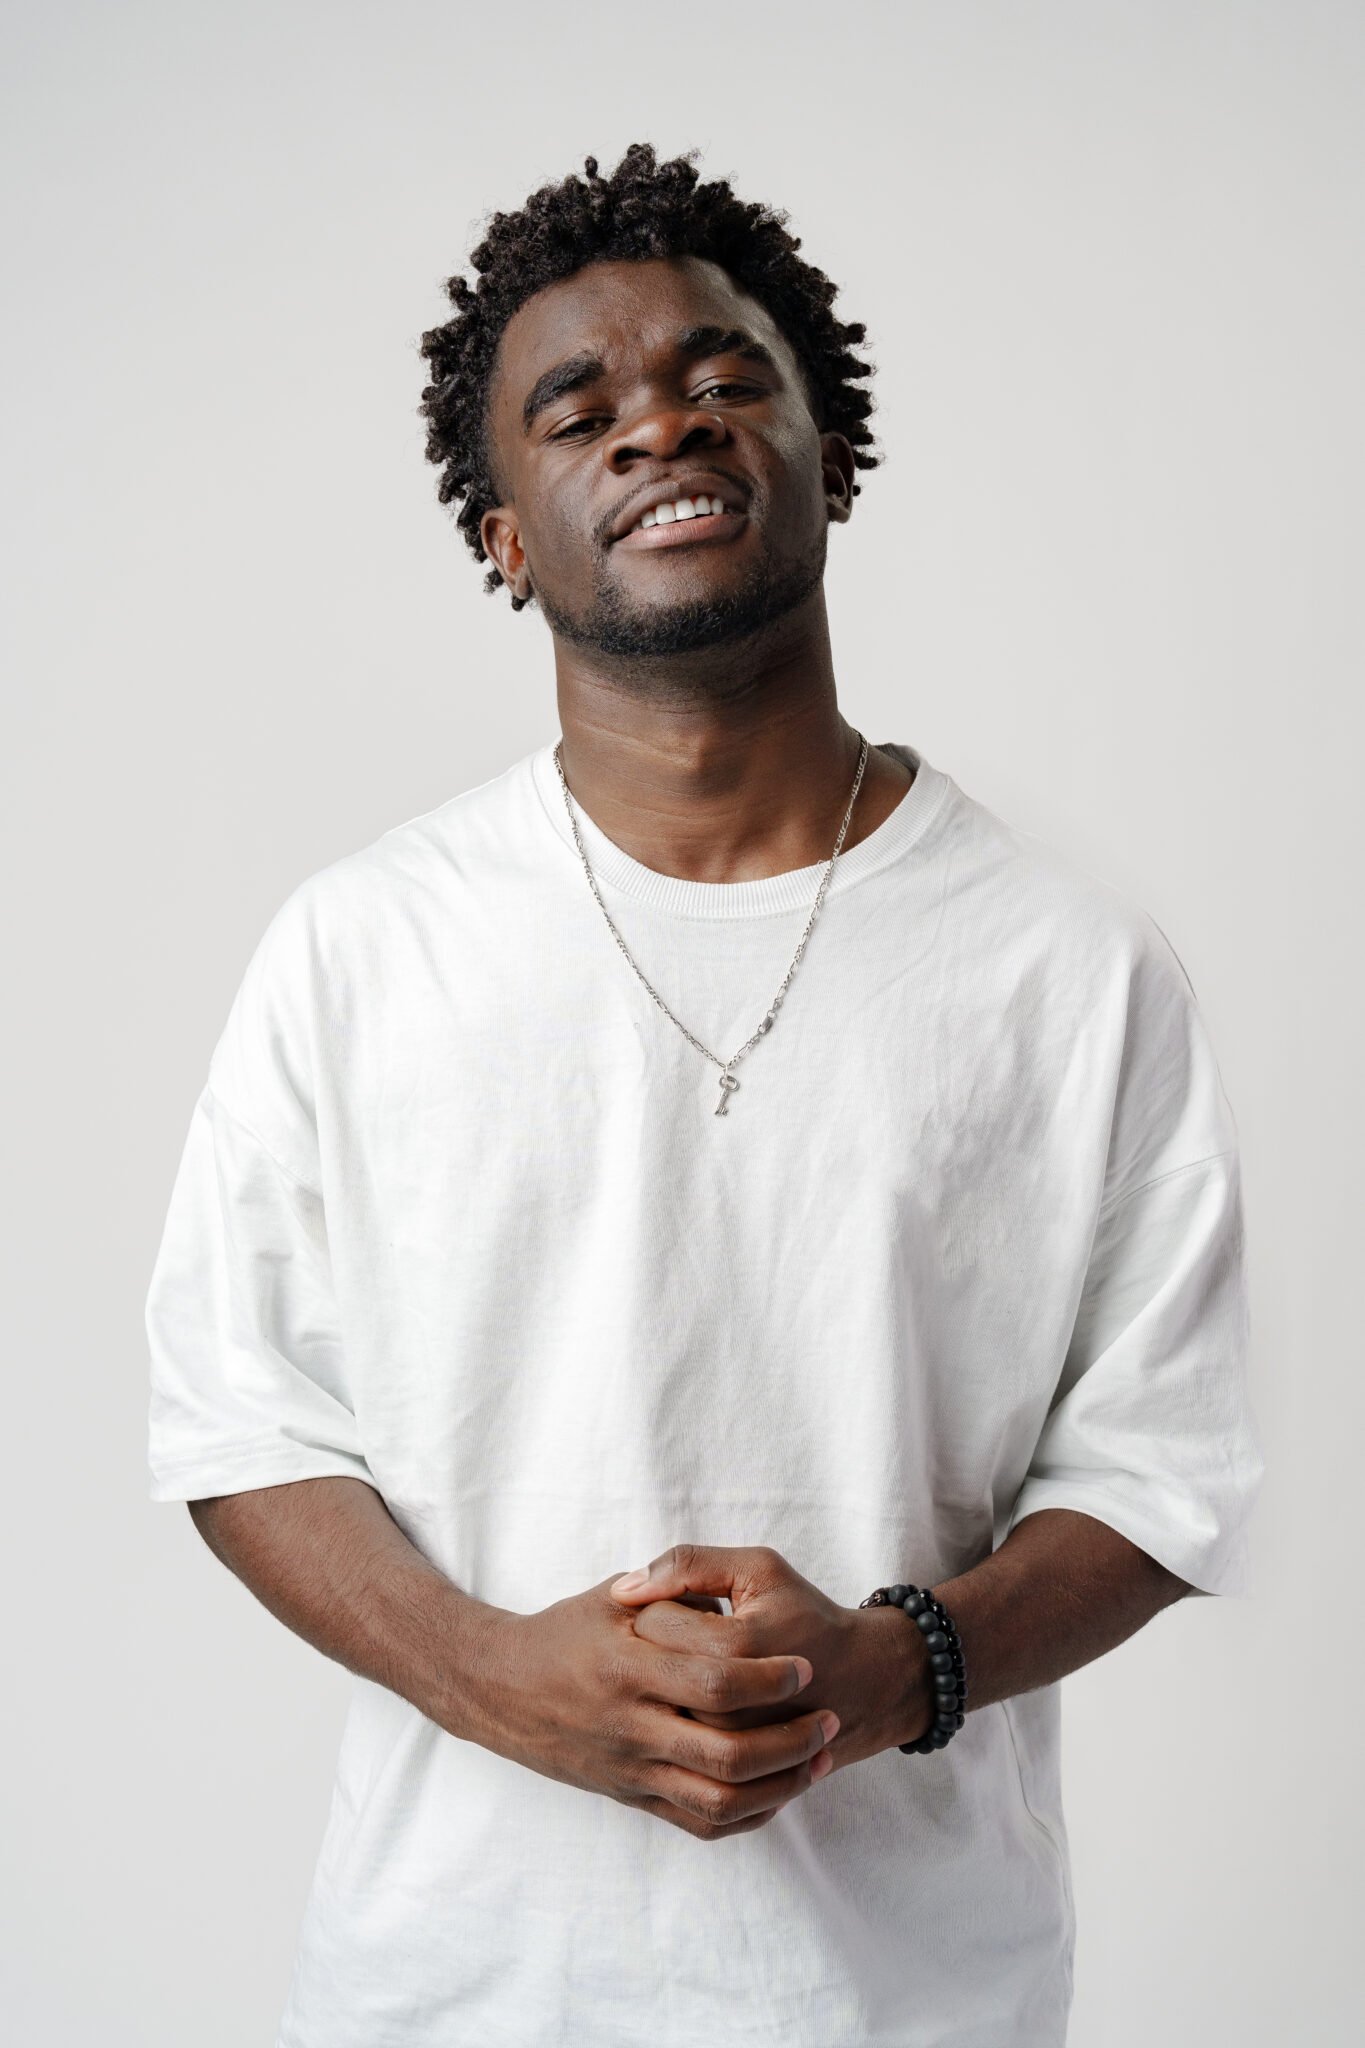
[612,508,750,553]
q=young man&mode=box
[146,142,1264,2046]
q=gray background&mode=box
[4,2,1358,2040]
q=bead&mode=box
[759,1013,775,1034]
[866,1579,965,1760]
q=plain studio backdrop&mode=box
[2,3,1358,2041]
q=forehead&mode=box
[491,254,797,415]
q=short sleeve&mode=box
[1004,916,1266,1598]
[145,885,375,1504]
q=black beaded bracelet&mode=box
[858,1583,968,1754]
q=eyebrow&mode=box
[520,325,780,434]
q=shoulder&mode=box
[205,753,536,1138]
[939,775,1201,1008]
[245,749,537,971]
[943,777,1237,1193]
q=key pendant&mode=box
[714,1071,741,1117]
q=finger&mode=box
[678,1699,792,1733]
[629,1597,745,1656]
[648,1713,838,1825]
[634,1792,779,1839]
[635,1640,815,1718]
[610,1542,771,1607]
[674,1705,841,1789]
[628,1598,804,1697]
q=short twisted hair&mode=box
[417,142,882,611]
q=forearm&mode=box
[187,1476,507,1740]
[868,1507,1191,1747]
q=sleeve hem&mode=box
[148,1439,375,1505]
[1004,1481,1252,1600]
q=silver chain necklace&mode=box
[553,730,871,1117]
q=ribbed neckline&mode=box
[529,735,952,920]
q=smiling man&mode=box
[146,143,1265,2047]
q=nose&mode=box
[604,407,728,470]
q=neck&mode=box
[551,630,913,887]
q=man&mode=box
[145,142,1264,2046]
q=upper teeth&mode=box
[631,494,732,533]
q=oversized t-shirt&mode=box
[144,737,1265,2048]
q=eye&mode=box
[548,380,760,442]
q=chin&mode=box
[539,538,823,658]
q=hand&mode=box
[465,1572,842,1842]
[610,1544,935,1772]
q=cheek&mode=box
[765,448,830,546]
[531,474,600,561]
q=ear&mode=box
[481,505,534,602]
[820,432,857,526]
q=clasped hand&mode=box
[609,1542,931,1770]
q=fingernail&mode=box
[612,1569,649,1593]
[811,1750,834,1781]
[819,1711,841,1742]
[791,1657,814,1688]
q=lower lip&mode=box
[614,510,749,551]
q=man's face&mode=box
[480,254,855,659]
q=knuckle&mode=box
[699,1735,740,1784]
[701,1781,741,1826]
[596,1710,632,1761]
[698,1661,741,1711]
[599,1650,639,1703]
[723,1616,757,1660]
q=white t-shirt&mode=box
[145,738,1264,2048]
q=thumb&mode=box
[610,1543,747,1606]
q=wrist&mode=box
[424,1589,519,1744]
[858,1601,936,1753]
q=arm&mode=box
[187,1476,508,1741]
[186,1477,839,1839]
[865,1506,1191,1748]
[613,1514,1191,1766]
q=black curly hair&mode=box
[417,142,882,611]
